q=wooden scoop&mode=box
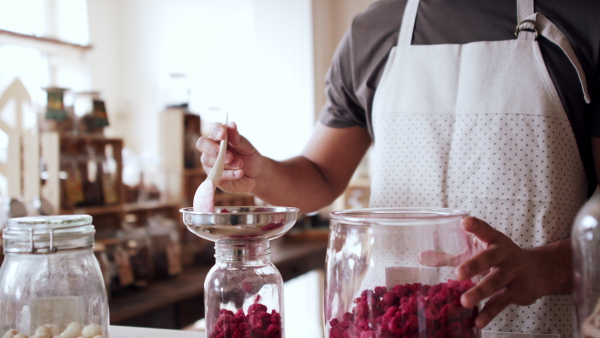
[193,113,228,212]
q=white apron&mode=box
[369,0,591,336]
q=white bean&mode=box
[2,329,18,338]
[42,325,58,336]
[33,325,52,338]
[13,334,28,338]
[59,322,82,338]
[80,324,102,338]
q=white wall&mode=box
[312,0,377,119]
[87,0,315,163]
[87,0,122,138]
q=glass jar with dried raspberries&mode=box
[181,206,299,338]
[325,208,480,338]
[0,215,109,338]
[205,239,283,338]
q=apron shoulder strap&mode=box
[518,12,592,104]
[517,0,590,104]
[397,0,419,46]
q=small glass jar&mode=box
[103,238,134,295]
[204,239,283,338]
[325,208,479,338]
[573,193,600,337]
[117,214,154,288]
[147,216,182,279]
[0,215,109,338]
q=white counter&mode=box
[110,325,203,338]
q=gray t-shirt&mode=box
[319,0,600,195]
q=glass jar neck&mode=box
[214,239,271,263]
[3,215,95,254]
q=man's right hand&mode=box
[195,121,265,195]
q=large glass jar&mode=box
[0,215,109,338]
[205,239,283,338]
[573,193,600,338]
[325,208,479,338]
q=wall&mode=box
[87,0,315,165]
[311,0,377,119]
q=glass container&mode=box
[0,215,109,338]
[325,207,479,338]
[117,225,154,288]
[205,239,283,337]
[181,206,299,338]
[147,215,182,279]
[573,193,600,338]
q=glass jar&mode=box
[93,242,112,302]
[116,213,154,288]
[325,208,479,338]
[147,216,182,279]
[204,239,283,338]
[0,215,109,338]
[573,193,600,338]
[102,237,134,296]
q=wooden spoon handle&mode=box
[207,112,228,184]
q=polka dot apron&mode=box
[369,0,591,336]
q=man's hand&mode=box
[196,121,264,194]
[455,217,570,329]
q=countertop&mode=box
[110,325,201,337]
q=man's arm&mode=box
[197,121,372,213]
[253,122,372,212]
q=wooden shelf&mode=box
[65,204,123,216]
[0,29,92,53]
[123,201,180,213]
[184,168,205,177]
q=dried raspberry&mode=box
[373,286,387,298]
[360,330,376,338]
[424,304,440,320]
[265,324,282,338]
[270,310,281,325]
[210,304,281,338]
[248,303,268,315]
[354,301,370,319]
[329,280,477,338]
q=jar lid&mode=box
[3,215,95,254]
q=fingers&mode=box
[462,217,503,244]
[196,122,238,168]
[460,265,512,308]
[200,152,242,170]
[210,121,229,141]
[455,245,508,281]
[471,287,514,329]
[195,122,231,153]
[220,169,244,180]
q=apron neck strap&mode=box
[398,0,536,46]
[517,0,534,23]
[395,0,590,104]
[397,0,419,46]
